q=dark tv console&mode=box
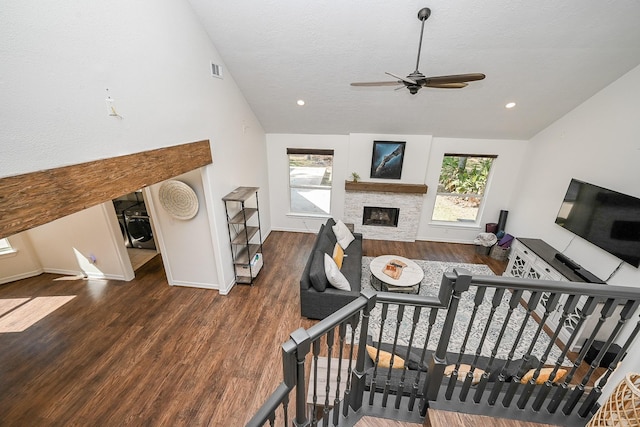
[505,238,612,352]
[554,252,604,284]
[516,238,605,284]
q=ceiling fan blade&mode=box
[350,81,403,87]
[424,82,468,89]
[424,73,486,84]
[385,72,416,85]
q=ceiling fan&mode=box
[351,7,485,95]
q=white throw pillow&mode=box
[332,220,355,249]
[324,253,351,291]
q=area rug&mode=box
[360,257,571,366]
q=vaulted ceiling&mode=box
[188,0,640,140]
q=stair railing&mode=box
[247,269,640,427]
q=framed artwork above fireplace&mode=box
[370,141,406,180]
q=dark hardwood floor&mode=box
[0,231,506,426]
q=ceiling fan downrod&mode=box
[414,7,431,73]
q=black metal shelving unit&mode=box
[222,187,263,285]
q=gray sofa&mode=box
[300,218,363,319]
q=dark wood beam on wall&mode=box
[0,140,212,239]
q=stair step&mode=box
[354,416,421,427]
[426,409,557,427]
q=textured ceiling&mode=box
[188,0,640,140]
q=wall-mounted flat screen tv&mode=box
[555,179,640,268]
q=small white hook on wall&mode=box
[105,88,123,119]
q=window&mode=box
[432,154,496,223]
[288,148,333,215]
[0,238,14,255]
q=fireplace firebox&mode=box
[363,206,399,227]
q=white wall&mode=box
[0,0,269,291]
[509,64,640,285]
[418,137,529,243]
[346,134,433,184]
[267,132,529,243]
[0,233,42,284]
[25,204,133,280]
[267,134,349,233]
[267,133,432,233]
[506,64,640,401]
[147,170,219,290]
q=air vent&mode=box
[210,62,223,79]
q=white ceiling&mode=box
[188,0,640,140]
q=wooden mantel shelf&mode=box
[344,181,428,194]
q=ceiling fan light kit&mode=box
[351,7,485,95]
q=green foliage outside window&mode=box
[438,156,493,196]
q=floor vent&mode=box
[210,62,223,79]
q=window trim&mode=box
[287,148,334,156]
[287,148,334,216]
[0,238,17,257]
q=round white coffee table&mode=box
[369,255,424,294]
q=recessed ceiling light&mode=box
[505,102,516,109]
[297,99,305,106]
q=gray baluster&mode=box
[475,289,523,403]
[522,295,580,410]
[310,339,320,427]
[410,307,438,412]
[350,289,377,413]
[369,303,389,405]
[447,286,488,401]
[396,306,422,410]
[459,288,504,401]
[533,296,596,411]
[332,322,347,426]
[489,291,541,405]
[422,268,472,417]
[579,315,640,417]
[290,328,311,427]
[546,296,599,413]
[561,299,617,415]
[574,300,640,417]
[504,292,561,408]
[342,313,360,417]
[323,328,335,422]
[382,305,405,407]
[282,393,289,427]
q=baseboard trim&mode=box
[170,281,219,290]
[0,268,44,285]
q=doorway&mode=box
[112,190,158,271]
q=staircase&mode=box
[247,268,640,427]
[425,410,555,427]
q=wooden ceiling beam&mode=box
[0,140,212,239]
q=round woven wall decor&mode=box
[158,180,199,220]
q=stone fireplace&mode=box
[344,181,428,242]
